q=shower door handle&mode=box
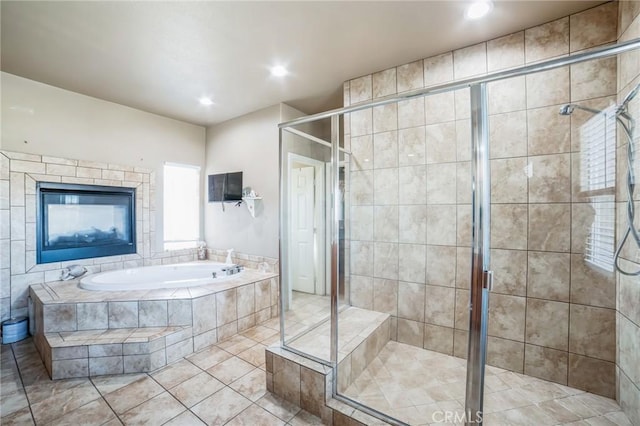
[483,270,493,291]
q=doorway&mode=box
[287,153,327,300]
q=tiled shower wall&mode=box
[344,2,621,398]
[616,2,640,424]
[0,150,199,322]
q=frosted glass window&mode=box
[164,163,200,250]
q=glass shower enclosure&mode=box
[278,38,640,425]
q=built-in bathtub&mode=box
[29,262,279,379]
[79,261,241,291]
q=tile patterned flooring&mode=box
[1,318,323,426]
[0,289,634,425]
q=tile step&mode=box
[45,325,192,347]
[40,326,194,379]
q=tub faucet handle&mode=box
[212,271,217,279]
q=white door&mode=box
[291,166,316,293]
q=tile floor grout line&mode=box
[98,392,126,426]
[9,342,39,424]
[222,402,257,426]
[121,375,189,425]
[185,407,209,426]
[154,345,262,424]
[155,401,190,426]
[99,372,154,425]
[109,372,178,422]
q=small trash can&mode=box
[2,317,28,344]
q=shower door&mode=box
[482,59,623,412]
[279,115,353,366]
[279,118,333,361]
[334,86,485,425]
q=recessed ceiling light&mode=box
[270,65,288,77]
[466,0,493,20]
[199,97,214,106]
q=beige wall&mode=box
[204,104,304,258]
[344,1,620,398]
[0,72,207,322]
[616,2,640,424]
[1,72,207,249]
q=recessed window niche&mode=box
[36,182,136,263]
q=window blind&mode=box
[579,106,617,271]
[580,106,617,192]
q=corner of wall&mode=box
[279,103,307,123]
[614,2,640,424]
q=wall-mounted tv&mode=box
[208,172,243,202]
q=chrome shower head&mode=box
[558,104,602,116]
[559,104,575,115]
[621,83,640,109]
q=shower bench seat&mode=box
[265,307,391,424]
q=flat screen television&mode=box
[208,172,243,202]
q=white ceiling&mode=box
[1,1,606,127]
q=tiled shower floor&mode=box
[284,293,632,424]
[343,341,632,425]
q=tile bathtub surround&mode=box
[344,1,621,398]
[29,270,280,379]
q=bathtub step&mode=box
[40,325,194,379]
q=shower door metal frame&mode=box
[466,83,492,423]
[278,37,640,426]
[330,115,340,368]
